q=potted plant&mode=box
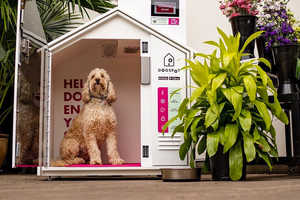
[0,44,14,170]
[218,0,260,59]
[257,0,298,95]
[163,28,289,181]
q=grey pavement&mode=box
[0,174,300,200]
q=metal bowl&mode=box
[161,168,201,182]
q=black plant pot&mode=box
[210,146,246,181]
[230,15,257,60]
[272,44,299,95]
[256,36,277,74]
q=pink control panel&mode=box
[158,87,169,133]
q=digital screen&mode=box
[151,0,179,17]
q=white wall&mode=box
[186,0,300,53]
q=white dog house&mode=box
[38,8,194,177]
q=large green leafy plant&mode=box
[163,28,289,181]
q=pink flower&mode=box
[228,2,234,7]
[250,10,259,15]
[241,4,248,9]
[230,12,241,18]
[220,4,226,10]
[236,0,245,6]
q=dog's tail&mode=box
[51,158,85,167]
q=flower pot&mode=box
[256,36,277,74]
[272,44,299,95]
[0,133,9,169]
[210,145,246,181]
[230,15,257,60]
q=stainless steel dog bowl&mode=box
[161,168,201,182]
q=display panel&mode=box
[151,0,179,17]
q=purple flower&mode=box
[282,38,291,44]
[270,31,277,36]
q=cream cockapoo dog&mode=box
[53,68,124,166]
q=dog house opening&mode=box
[49,39,141,167]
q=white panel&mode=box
[83,16,150,40]
[150,35,188,166]
[118,0,186,44]
[273,117,287,157]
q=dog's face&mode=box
[82,68,116,104]
[88,68,110,97]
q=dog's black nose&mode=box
[95,78,100,84]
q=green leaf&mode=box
[188,60,209,86]
[254,100,271,130]
[217,27,231,48]
[269,99,289,125]
[170,88,182,99]
[194,53,210,59]
[207,89,216,105]
[198,136,207,155]
[243,75,257,102]
[222,88,242,120]
[190,147,195,168]
[267,76,277,92]
[205,105,218,128]
[253,127,260,142]
[229,140,243,181]
[211,119,219,131]
[179,136,192,160]
[223,123,239,153]
[256,65,268,86]
[190,85,206,103]
[207,132,220,157]
[240,31,264,54]
[223,52,235,68]
[232,86,244,94]
[172,123,184,137]
[257,149,272,170]
[178,98,189,119]
[238,109,252,132]
[257,86,269,103]
[204,40,220,48]
[0,44,5,61]
[191,117,202,142]
[212,73,227,92]
[243,132,256,162]
[257,57,271,69]
[184,109,201,136]
[218,127,226,146]
[162,115,178,134]
[218,102,226,116]
[278,111,289,125]
[256,136,271,153]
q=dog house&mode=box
[37,8,194,177]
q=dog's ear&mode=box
[82,81,91,103]
[107,81,116,104]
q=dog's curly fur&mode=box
[17,71,39,165]
[52,68,124,166]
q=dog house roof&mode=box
[41,8,193,54]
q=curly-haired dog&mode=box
[17,71,40,165]
[53,68,124,166]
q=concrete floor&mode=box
[1,174,300,200]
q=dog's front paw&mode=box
[109,157,125,165]
[90,159,102,165]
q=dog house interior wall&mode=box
[38,9,194,177]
